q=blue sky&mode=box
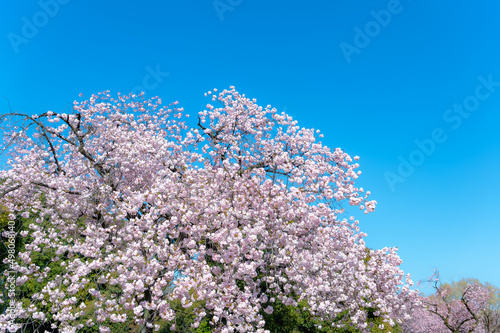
[1,0,499,295]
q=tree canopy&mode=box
[0,88,418,332]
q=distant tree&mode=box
[402,269,494,333]
[442,279,500,332]
[480,283,500,333]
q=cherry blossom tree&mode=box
[480,283,500,333]
[402,269,493,333]
[0,88,418,333]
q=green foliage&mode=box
[157,298,212,333]
[261,299,401,333]
[261,299,352,333]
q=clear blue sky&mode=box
[1,0,499,295]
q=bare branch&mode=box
[0,184,22,198]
